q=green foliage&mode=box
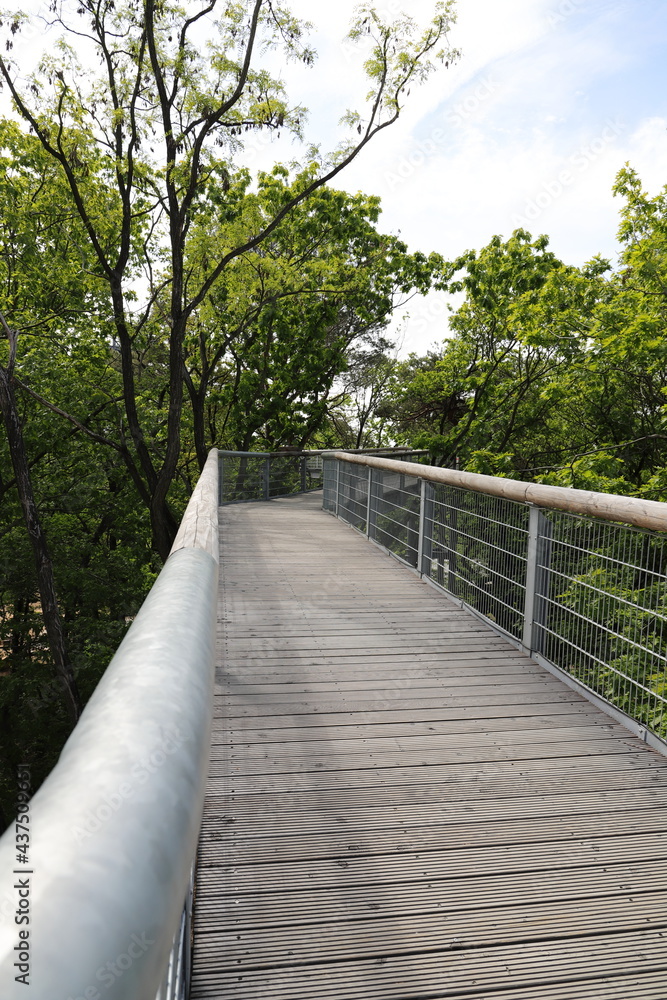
[387,175,667,492]
[0,0,457,558]
[0,122,157,827]
[180,162,444,454]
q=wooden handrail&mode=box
[330,452,667,533]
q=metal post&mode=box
[523,505,551,653]
[300,456,307,493]
[367,468,377,540]
[218,452,224,506]
[417,478,426,574]
[523,505,540,651]
[418,480,435,578]
[365,467,372,537]
[334,459,340,517]
[262,457,270,500]
[447,495,458,595]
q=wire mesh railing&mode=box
[218,451,322,504]
[324,453,667,748]
[222,448,430,505]
[534,510,667,740]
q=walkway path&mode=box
[191,492,667,999]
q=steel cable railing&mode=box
[324,452,667,751]
[0,449,219,1000]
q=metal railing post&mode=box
[417,478,426,574]
[365,467,373,536]
[523,505,540,652]
[367,468,377,540]
[300,457,307,493]
[418,480,435,578]
[334,459,340,517]
[447,495,458,595]
[262,457,270,500]
[523,505,551,654]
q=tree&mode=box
[0,120,101,723]
[178,163,442,456]
[327,341,399,450]
[0,0,458,558]
[0,121,156,826]
[387,170,667,494]
[389,231,582,471]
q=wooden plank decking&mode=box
[191,492,667,999]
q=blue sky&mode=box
[256,0,667,354]
[4,0,666,355]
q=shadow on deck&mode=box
[191,493,667,999]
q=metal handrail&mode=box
[0,449,219,1000]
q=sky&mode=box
[4,0,667,356]
[240,0,667,355]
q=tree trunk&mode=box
[184,373,209,472]
[149,491,180,562]
[0,365,82,724]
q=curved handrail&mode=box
[330,451,667,533]
[0,449,219,1000]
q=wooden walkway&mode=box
[191,492,667,999]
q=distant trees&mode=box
[178,164,443,458]
[386,169,667,497]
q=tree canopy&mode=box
[382,169,667,499]
[0,0,458,555]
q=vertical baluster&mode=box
[418,480,435,578]
[262,458,270,500]
[523,505,552,654]
[368,468,378,541]
[334,459,340,517]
